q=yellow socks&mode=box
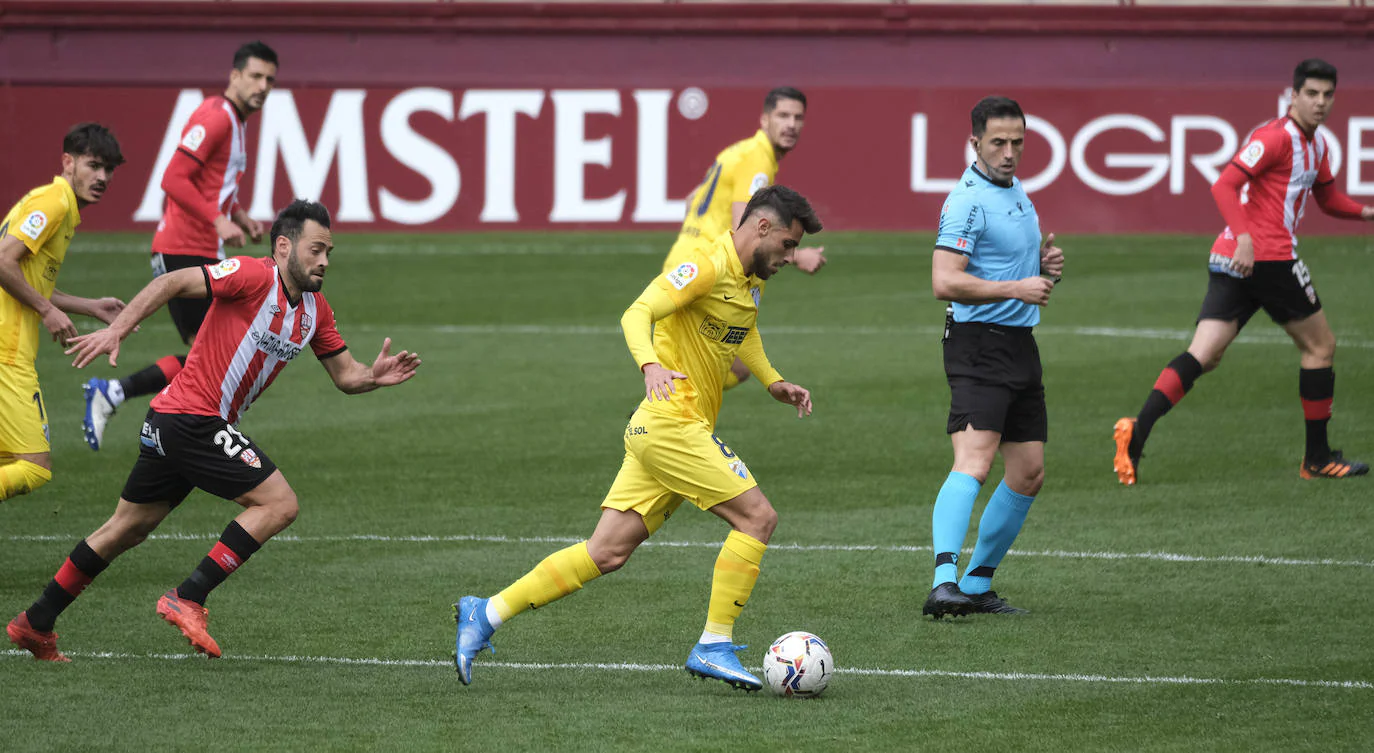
[702,530,767,641]
[492,541,602,622]
[0,459,51,502]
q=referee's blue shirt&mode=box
[935,164,1042,327]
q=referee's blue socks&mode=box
[959,480,1035,595]
[931,471,982,588]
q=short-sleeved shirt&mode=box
[935,165,1042,328]
[639,232,772,428]
[153,95,249,259]
[0,176,81,367]
[152,256,347,424]
[671,130,779,254]
[1211,116,1334,262]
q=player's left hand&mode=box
[89,297,127,325]
[371,337,421,387]
[245,217,265,243]
[793,246,827,275]
[1040,233,1064,281]
[65,328,122,368]
[767,380,813,418]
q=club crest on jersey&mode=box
[729,459,749,480]
[18,210,47,240]
[1239,140,1265,168]
[181,124,207,152]
[751,287,761,307]
[666,262,698,290]
[240,448,262,469]
[300,313,313,332]
[209,258,241,280]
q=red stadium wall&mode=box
[2,2,1374,234]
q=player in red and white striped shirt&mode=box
[83,41,278,452]
[1115,59,1374,485]
[8,201,421,662]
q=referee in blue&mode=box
[923,96,1064,619]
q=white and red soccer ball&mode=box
[762,631,834,698]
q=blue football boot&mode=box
[82,378,118,451]
[684,641,763,691]
[453,596,495,685]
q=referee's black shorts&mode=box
[943,322,1047,443]
[152,252,218,344]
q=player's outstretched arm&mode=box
[64,267,208,368]
[50,289,127,325]
[767,381,813,419]
[320,337,421,395]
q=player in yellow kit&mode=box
[454,186,823,691]
[0,123,128,502]
[669,87,825,389]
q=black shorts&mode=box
[1198,258,1321,328]
[153,253,217,344]
[943,322,1047,443]
[122,409,277,507]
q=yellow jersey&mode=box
[0,177,81,367]
[669,130,778,258]
[623,231,782,429]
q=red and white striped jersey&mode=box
[152,95,248,259]
[1211,116,1335,262]
[152,256,348,424]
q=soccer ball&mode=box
[762,631,833,698]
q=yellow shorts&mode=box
[600,407,757,535]
[0,365,49,455]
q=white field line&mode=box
[68,319,1374,350]
[1,649,1368,690]
[5,532,1372,569]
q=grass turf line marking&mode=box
[1,649,1369,690]
[6,533,1372,569]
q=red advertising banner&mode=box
[4,84,1373,235]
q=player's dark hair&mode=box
[764,87,806,113]
[970,96,1025,138]
[270,199,331,247]
[233,40,278,70]
[63,122,125,168]
[1293,58,1337,91]
[739,185,822,235]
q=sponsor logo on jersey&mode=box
[1239,140,1265,168]
[240,447,262,469]
[749,172,770,195]
[181,124,207,152]
[250,329,304,361]
[698,315,750,344]
[209,258,241,280]
[666,262,698,290]
[751,286,761,307]
[18,211,47,240]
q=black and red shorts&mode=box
[122,409,277,507]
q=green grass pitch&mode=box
[2,231,1371,751]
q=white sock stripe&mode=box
[4,533,1371,569]
[2,649,1368,690]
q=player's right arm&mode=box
[931,194,1050,306]
[0,190,80,343]
[621,252,718,401]
[162,109,246,247]
[64,267,210,367]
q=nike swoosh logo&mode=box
[724,294,736,299]
[734,600,746,607]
